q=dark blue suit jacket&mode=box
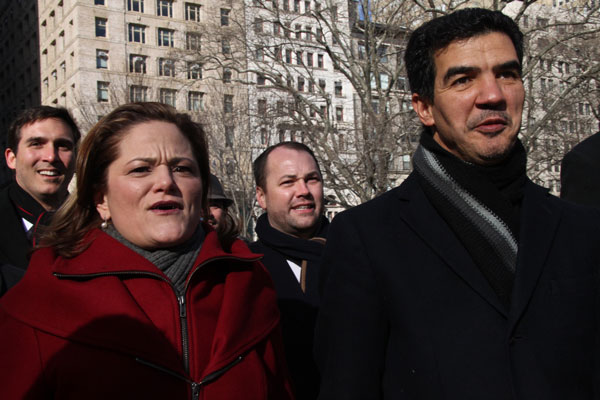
[316,175,600,399]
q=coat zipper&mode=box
[54,255,260,385]
[136,354,245,400]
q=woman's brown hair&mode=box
[39,102,236,257]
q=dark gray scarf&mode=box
[413,132,527,308]
[105,224,204,295]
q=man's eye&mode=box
[498,71,520,79]
[452,76,470,86]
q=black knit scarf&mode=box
[413,132,527,308]
[105,224,204,295]
[254,213,328,292]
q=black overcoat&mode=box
[316,174,600,399]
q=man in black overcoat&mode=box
[250,142,328,400]
[316,8,600,399]
[561,129,600,207]
[0,106,80,296]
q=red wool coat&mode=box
[0,228,294,400]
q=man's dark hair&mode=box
[405,8,523,102]
[7,106,81,153]
[253,141,322,190]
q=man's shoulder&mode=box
[335,175,417,223]
[566,131,600,159]
[525,180,600,227]
[0,183,21,223]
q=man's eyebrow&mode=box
[442,66,479,84]
[493,60,521,74]
[279,174,298,180]
[25,136,48,143]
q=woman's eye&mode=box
[173,165,192,173]
[131,166,150,174]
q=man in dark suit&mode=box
[561,129,600,206]
[316,8,600,399]
[0,106,80,295]
[250,142,328,400]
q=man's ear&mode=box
[5,148,16,170]
[412,93,435,127]
[256,186,267,211]
[95,191,111,221]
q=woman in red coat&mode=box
[0,103,294,400]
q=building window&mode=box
[96,49,108,69]
[159,88,176,106]
[185,3,201,21]
[97,81,109,102]
[186,32,201,51]
[254,17,263,33]
[304,0,310,13]
[187,62,202,79]
[156,0,173,17]
[358,43,366,59]
[223,68,232,83]
[318,79,326,91]
[335,106,343,121]
[296,50,303,65]
[306,52,313,67]
[129,85,148,102]
[295,24,302,39]
[285,49,292,63]
[317,54,324,68]
[258,99,267,114]
[298,77,305,91]
[127,0,144,12]
[319,105,327,118]
[220,9,230,26]
[402,155,411,171]
[224,94,233,113]
[305,25,312,41]
[255,46,264,61]
[378,45,388,63]
[334,81,343,96]
[158,28,174,47]
[225,126,234,147]
[257,73,266,86]
[95,0,105,5]
[188,91,203,111]
[158,58,175,77]
[129,54,147,73]
[95,17,107,37]
[294,0,300,12]
[221,39,231,55]
[261,128,268,145]
[128,24,146,43]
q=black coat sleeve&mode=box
[315,210,388,400]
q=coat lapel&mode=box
[508,182,561,331]
[393,176,508,317]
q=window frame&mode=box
[128,23,146,43]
